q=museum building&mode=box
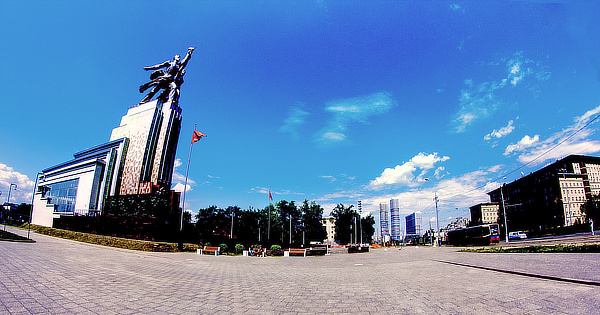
[32,99,182,228]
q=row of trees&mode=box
[188,200,375,248]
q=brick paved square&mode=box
[2,227,600,314]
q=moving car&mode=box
[508,231,528,240]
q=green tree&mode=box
[581,194,600,224]
[234,207,262,245]
[331,203,358,245]
[360,213,376,244]
[300,199,326,244]
[276,200,300,246]
[195,206,229,245]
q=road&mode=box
[2,226,600,314]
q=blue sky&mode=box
[2,1,600,233]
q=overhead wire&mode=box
[417,110,600,214]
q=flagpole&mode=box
[179,124,196,250]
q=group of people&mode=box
[248,246,266,257]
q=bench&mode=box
[197,246,220,256]
[285,248,306,257]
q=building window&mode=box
[46,179,79,213]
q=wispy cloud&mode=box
[319,173,356,184]
[504,135,540,156]
[250,186,304,199]
[368,152,450,189]
[171,158,196,191]
[172,183,192,194]
[450,3,464,13]
[317,92,396,144]
[508,105,600,164]
[279,102,310,140]
[358,166,503,225]
[453,52,550,133]
[0,163,35,203]
[485,120,515,141]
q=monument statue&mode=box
[139,47,195,104]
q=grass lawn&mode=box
[0,229,35,242]
[20,224,198,252]
[463,244,600,253]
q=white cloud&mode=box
[317,92,396,144]
[171,158,196,190]
[504,135,540,156]
[512,105,600,164]
[485,120,515,140]
[0,163,35,204]
[172,183,192,193]
[174,158,183,168]
[279,102,310,140]
[453,52,550,133]
[320,131,346,142]
[369,153,450,188]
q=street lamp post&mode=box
[358,200,363,245]
[4,184,17,231]
[424,178,440,247]
[230,210,234,239]
[7,183,17,204]
[500,182,509,243]
[434,192,439,247]
[28,173,42,238]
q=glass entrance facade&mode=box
[46,179,79,213]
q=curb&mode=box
[435,260,600,287]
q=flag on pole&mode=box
[269,188,273,201]
[192,130,207,143]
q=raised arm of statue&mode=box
[143,60,171,71]
[179,47,195,70]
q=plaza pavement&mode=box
[2,226,600,314]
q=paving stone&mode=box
[2,226,600,314]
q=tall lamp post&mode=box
[28,173,42,239]
[358,200,363,245]
[500,180,509,243]
[424,178,439,247]
[4,184,17,231]
[7,183,17,204]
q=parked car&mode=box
[508,231,527,240]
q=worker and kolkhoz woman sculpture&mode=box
[139,47,195,104]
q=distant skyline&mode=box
[2,1,600,233]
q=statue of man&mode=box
[139,47,195,104]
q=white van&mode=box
[508,231,527,240]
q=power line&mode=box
[434,111,600,204]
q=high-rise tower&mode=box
[379,202,390,241]
[390,198,401,241]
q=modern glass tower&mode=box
[406,211,423,236]
[379,202,390,241]
[390,198,401,241]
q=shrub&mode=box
[270,244,283,256]
[219,243,229,253]
[235,243,244,254]
[270,244,282,251]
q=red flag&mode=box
[192,130,206,143]
[269,188,273,201]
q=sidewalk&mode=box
[2,226,600,314]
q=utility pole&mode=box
[500,182,509,243]
[434,192,439,247]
